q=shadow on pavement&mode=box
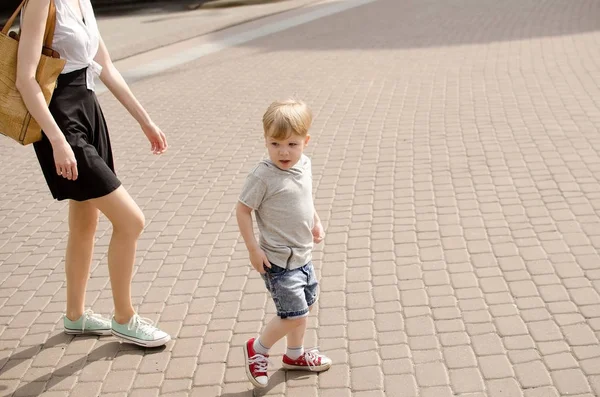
[0,332,166,396]
[218,369,320,397]
[99,0,600,58]
[235,0,600,51]
[2,0,600,50]
[219,368,287,397]
[0,333,72,377]
[93,0,208,17]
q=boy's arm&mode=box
[312,208,325,244]
[314,209,321,224]
[236,202,259,252]
[236,202,271,273]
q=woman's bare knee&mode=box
[113,210,145,238]
[90,187,145,238]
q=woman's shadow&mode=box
[0,332,166,396]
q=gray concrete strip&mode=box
[98,0,376,94]
[98,0,324,60]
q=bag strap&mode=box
[2,0,57,49]
[44,1,57,48]
[1,1,26,34]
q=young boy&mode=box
[236,99,332,388]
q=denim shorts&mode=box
[261,262,319,319]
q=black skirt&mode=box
[34,68,121,201]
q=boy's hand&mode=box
[250,247,271,274]
[312,222,325,244]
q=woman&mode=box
[16,0,170,347]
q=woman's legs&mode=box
[65,200,99,321]
[90,186,144,324]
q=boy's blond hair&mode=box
[262,99,313,140]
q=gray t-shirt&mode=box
[239,155,314,270]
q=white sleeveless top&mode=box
[24,0,103,91]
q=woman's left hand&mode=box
[142,121,168,154]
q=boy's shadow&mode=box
[219,369,315,397]
[0,332,166,396]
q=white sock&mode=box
[253,338,270,355]
[286,346,304,359]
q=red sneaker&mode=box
[243,338,270,388]
[282,348,332,372]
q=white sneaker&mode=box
[111,314,171,347]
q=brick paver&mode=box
[2,0,600,395]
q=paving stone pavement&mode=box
[1,0,600,395]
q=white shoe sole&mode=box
[243,344,268,389]
[111,329,171,348]
[282,361,332,372]
[64,328,112,336]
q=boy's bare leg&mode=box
[280,306,331,371]
[243,315,305,388]
[260,316,305,348]
[286,306,312,355]
[285,318,307,348]
[285,317,307,359]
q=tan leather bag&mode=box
[0,0,66,145]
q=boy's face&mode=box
[265,134,311,170]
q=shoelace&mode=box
[248,354,271,374]
[128,315,157,336]
[80,309,107,331]
[302,348,323,371]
